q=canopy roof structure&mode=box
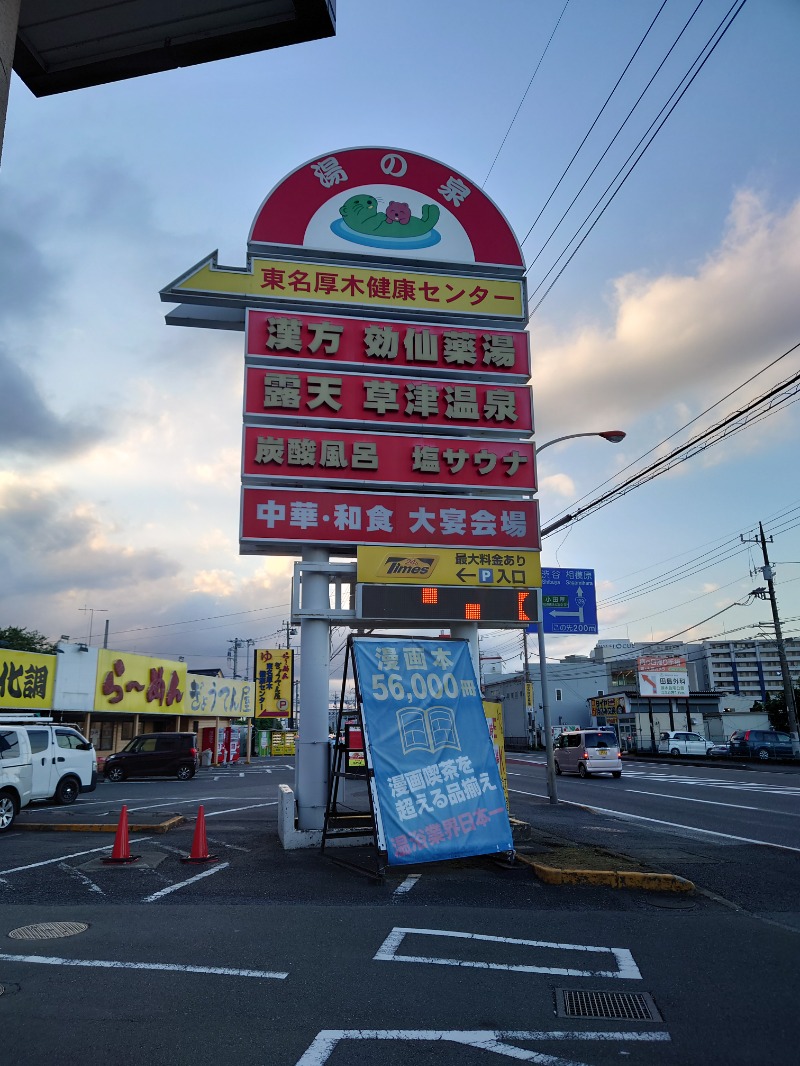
[13,0,336,97]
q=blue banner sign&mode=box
[352,637,513,866]
[529,567,597,635]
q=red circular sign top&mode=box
[248,146,525,271]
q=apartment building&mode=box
[699,638,800,703]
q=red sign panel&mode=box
[241,488,540,554]
[243,366,533,436]
[245,309,530,379]
[242,425,536,492]
[248,146,525,269]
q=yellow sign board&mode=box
[270,730,297,756]
[254,649,294,718]
[0,649,56,711]
[483,701,509,809]
[357,545,541,588]
[186,675,255,718]
[173,253,524,318]
[95,650,188,715]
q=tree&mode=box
[752,689,800,733]
[0,626,58,654]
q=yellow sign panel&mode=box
[483,701,509,809]
[186,675,255,719]
[357,546,541,588]
[0,649,56,711]
[175,254,524,318]
[270,730,297,756]
[95,650,188,715]
[254,649,294,718]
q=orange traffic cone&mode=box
[102,805,140,864]
[181,805,218,864]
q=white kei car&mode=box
[658,730,714,757]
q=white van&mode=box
[0,726,33,832]
[0,716,97,806]
[554,728,622,778]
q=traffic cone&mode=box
[102,806,140,864]
[181,805,218,864]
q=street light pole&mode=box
[534,428,626,803]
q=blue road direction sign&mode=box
[528,567,598,635]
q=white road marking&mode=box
[624,789,760,811]
[0,840,152,876]
[392,874,421,896]
[118,796,225,814]
[203,801,278,816]
[295,1029,670,1066]
[0,951,287,979]
[536,797,800,853]
[58,862,105,896]
[142,862,230,902]
[374,927,641,980]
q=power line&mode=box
[520,0,696,263]
[527,0,749,315]
[541,352,800,536]
[482,0,572,186]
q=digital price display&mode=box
[357,584,538,626]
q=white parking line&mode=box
[625,788,760,811]
[0,840,152,876]
[295,1029,670,1065]
[143,862,231,902]
[392,874,421,896]
[204,801,278,817]
[0,951,287,979]
[374,927,642,980]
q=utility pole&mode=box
[522,628,534,749]
[283,620,297,648]
[227,637,244,679]
[742,524,800,756]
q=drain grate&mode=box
[8,921,89,941]
[556,989,662,1022]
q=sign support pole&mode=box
[296,546,331,830]
[450,622,480,681]
[537,589,558,805]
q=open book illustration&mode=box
[397,705,461,756]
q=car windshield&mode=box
[585,732,615,747]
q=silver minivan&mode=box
[554,728,622,778]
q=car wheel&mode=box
[106,766,126,782]
[757,748,770,761]
[55,776,80,805]
[0,791,18,832]
[670,747,681,757]
[612,771,622,779]
[554,760,562,776]
[578,763,588,778]
[176,763,195,781]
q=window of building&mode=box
[555,688,563,701]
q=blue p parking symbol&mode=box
[478,568,494,583]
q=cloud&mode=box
[531,190,800,439]
[0,345,105,458]
[0,475,176,597]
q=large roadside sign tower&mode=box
[162,146,538,835]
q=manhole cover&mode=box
[556,989,662,1021]
[8,921,89,941]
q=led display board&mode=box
[356,585,538,627]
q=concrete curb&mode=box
[17,815,186,835]
[515,852,694,892]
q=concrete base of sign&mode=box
[277,784,371,851]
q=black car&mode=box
[728,729,794,761]
[104,733,199,781]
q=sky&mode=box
[2,0,800,683]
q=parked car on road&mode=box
[728,729,794,761]
[1,716,96,808]
[0,726,33,832]
[657,730,714,757]
[707,742,730,757]
[554,728,622,778]
[103,733,199,781]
